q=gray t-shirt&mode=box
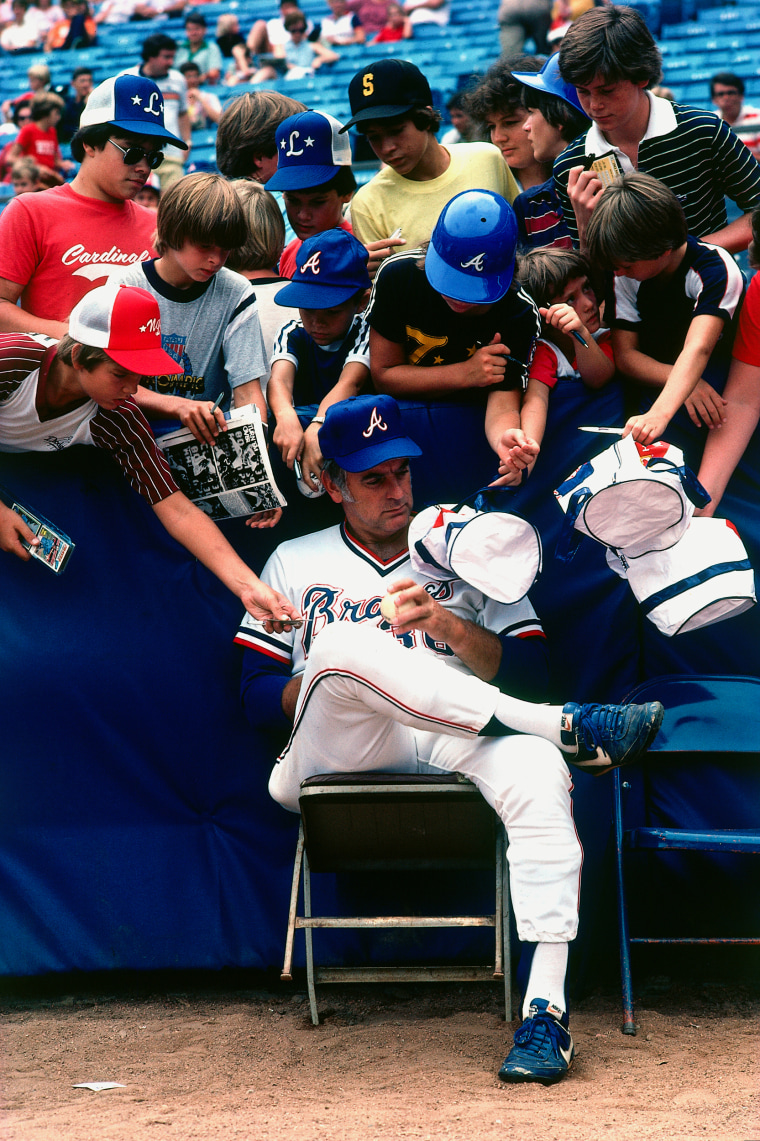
[115,260,268,409]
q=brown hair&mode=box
[517,248,594,309]
[154,172,248,255]
[56,336,112,369]
[585,172,688,268]
[216,91,306,178]
[559,6,662,88]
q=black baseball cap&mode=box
[340,59,432,132]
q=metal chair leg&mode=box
[303,850,319,1025]
[281,822,305,983]
[613,770,636,1035]
[501,830,512,1022]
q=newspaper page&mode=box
[156,405,286,522]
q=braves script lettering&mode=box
[361,406,388,438]
[460,254,486,272]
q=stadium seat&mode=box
[282,772,512,1026]
[613,675,760,1035]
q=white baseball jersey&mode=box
[234,521,544,677]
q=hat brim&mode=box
[339,102,419,132]
[266,163,343,190]
[510,68,588,117]
[105,346,184,375]
[108,119,189,149]
[424,241,514,304]
[329,436,423,472]
[275,280,364,308]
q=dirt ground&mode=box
[1,974,758,1141]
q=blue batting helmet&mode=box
[424,189,519,305]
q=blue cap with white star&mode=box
[78,74,188,149]
[267,109,352,191]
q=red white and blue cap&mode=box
[79,74,189,149]
[274,229,370,308]
[511,53,588,118]
[267,109,352,190]
[69,283,182,375]
[318,394,422,472]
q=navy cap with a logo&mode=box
[79,74,188,149]
[267,109,352,191]
[318,394,422,472]
[274,228,371,309]
[340,59,432,132]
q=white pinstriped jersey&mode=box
[234,521,544,677]
[0,333,177,505]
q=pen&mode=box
[571,330,589,348]
[578,426,626,434]
[210,391,225,415]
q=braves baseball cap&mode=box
[267,109,352,191]
[318,395,422,472]
[511,53,588,117]
[275,229,371,308]
[69,283,182,375]
[79,74,188,149]
[425,189,518,304]
[340,59,432,132]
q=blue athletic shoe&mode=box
[499,998,574,1084]
[560,700,664,775]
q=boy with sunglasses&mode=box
[0,73,187,340]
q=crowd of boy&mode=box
[2,0,760,1092]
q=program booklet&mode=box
[156,404,287,522]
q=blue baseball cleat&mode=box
[560,700,664,774]
[499,998,574,1084]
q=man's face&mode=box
[185,20,205,46]
[87,134,164,202]
[330,458,413,546]
[145,48,176,77]
[712,83,743,124]
[72,72,93,100]
[573,74,648,136]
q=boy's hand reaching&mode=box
[623,410,671,445]
[273,418,305,468]
[567,165,605,243]
[685,379,727,429]
[178,397,227,445]
[300,427,324,494]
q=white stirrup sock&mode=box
[493,695,565,747]
[523,942,569,1020]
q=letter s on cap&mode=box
[363,72,373,97]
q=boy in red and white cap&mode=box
[0,283,300,630]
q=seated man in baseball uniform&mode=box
[236,392,663,1084]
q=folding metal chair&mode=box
[281,772,511,1026]
[613,674,760,1034]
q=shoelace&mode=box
[578,703,627,748]
[513,1013,567,1057]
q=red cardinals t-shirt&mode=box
[0,183,157,322]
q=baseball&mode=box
[380,592,399,622]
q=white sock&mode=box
[523,942,569,1020]
[493,694,566,748]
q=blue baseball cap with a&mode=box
[425,189,518,304]
[318,395,422,472]
[79,74,188,149]
[511,53,588,118]
[274,229,371,309]
[267,109,352,191]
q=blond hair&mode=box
[225,181,285,273]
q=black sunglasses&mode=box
[108,138,165,170]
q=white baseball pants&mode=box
[269,624,582,942]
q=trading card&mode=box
[12,502,75,574]
[585,150,624,187]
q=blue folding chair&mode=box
[613,675,760,1034]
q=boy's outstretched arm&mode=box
[300,362,370,493]
[134,388,227,446]
[371,329,511,397]
[267,359,303,469]
[152,491,300,630]
[620,314,727,443]
[485,387,539,487]
[696,356,760,516]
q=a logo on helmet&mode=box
[460,253,487,272]
[301,252,321,275]
[362,406,388,437]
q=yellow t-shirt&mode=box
[349,142,519,249]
